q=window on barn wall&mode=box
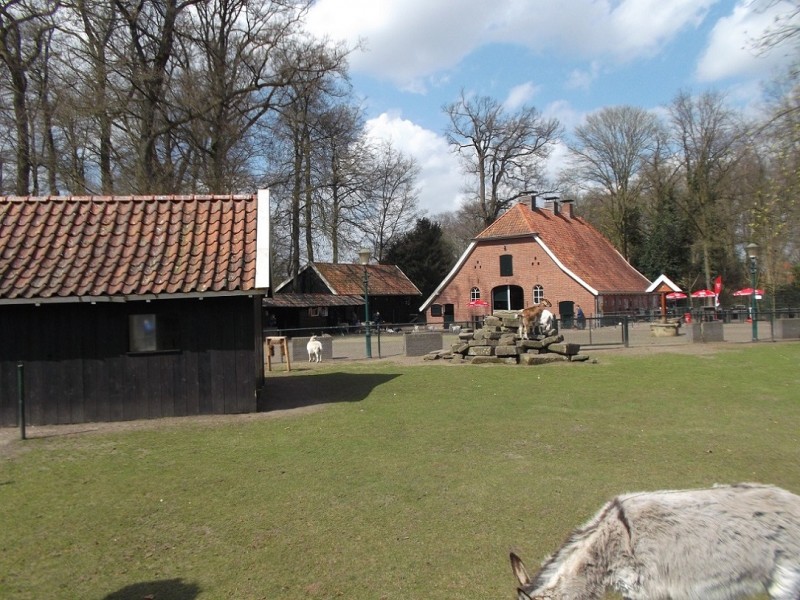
[129,314,180,353]
[533,284,544,303]
[470,287,481,301]
[499,254,513,276]
[431,304,443,317]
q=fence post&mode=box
[622,316,630,348]
[17,362,26,441]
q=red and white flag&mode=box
[714,275,723,307]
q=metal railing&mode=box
[261,311,800,363]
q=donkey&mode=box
[519,299,553,340]
[511,483,800,600]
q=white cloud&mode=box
[696,1,797,82]
[565,62,602,91]
[607,0,714,57]
[306,0,721,88]
[364,113,465,214]
[504,82,540,111]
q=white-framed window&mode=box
[533,284,544,304]
[470,287,481,301]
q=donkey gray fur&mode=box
[511,483,800,600]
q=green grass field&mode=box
[2,344,799,599]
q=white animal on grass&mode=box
[306,335,322,363]
[511,483,800,600]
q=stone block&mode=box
[548,343,581,356]
[404,331,444,356]
[518,339,545,350]
[702,321,723,342]
[774,318,800,339]
[519,354,568,365]
[483,316,502,327]
[467,345,494,356]
[685,321,723,343]
[469,356,505,365]
[498,333,517,345]
[495,345,520,357]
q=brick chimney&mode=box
[543,196,559,215]
[517,194,535,210]
[560,198,574,218]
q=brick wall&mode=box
[427,238,596,325]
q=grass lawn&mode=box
[1,344,799,599]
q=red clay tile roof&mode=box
[263,293,364,308]
[313,263,421,296]
[0,194,259,301]
[476,202,651,293]
[273,262,421,297]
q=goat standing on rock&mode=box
[511,483,800,600]
[518,299,553,340]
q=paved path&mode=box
[287,321,774,362]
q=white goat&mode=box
[306,335,322,363]
[537,309,556,337]
[511,483,800,600]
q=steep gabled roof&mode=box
[274,262,421,297]
[0,193,270,303]
[420,201,650,311]
[477,202,651,293]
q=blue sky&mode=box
[305,0,799,215]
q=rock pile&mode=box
[425,311,590,365]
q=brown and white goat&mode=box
[511,483,800,600]
[518,299,553,340]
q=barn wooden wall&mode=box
[0,296,263,426]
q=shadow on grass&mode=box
[103,578,200,599]
[259,371,401,411]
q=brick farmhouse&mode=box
[420,196,654,328]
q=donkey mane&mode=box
[526,498,630,593]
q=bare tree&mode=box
[267,35,351,279]
[60,0,120,194]
[0,0,59,194]
[314,102,370,262]
[180,0,312,193]
[360,141,420,261]
[444,90,561,227]
[752,0,800,55]
[668,90,747,289]
[566,105,661,260]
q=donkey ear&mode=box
[510,552,531,585]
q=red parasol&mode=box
[468,299,489,307]
[691,289,716,298]
[732,288,765,297]
[666,291,687,300]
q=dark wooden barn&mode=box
[0,192,271,426]
[270,262,422,332]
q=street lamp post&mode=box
[746,242,759,342]
[358,248,372,358]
